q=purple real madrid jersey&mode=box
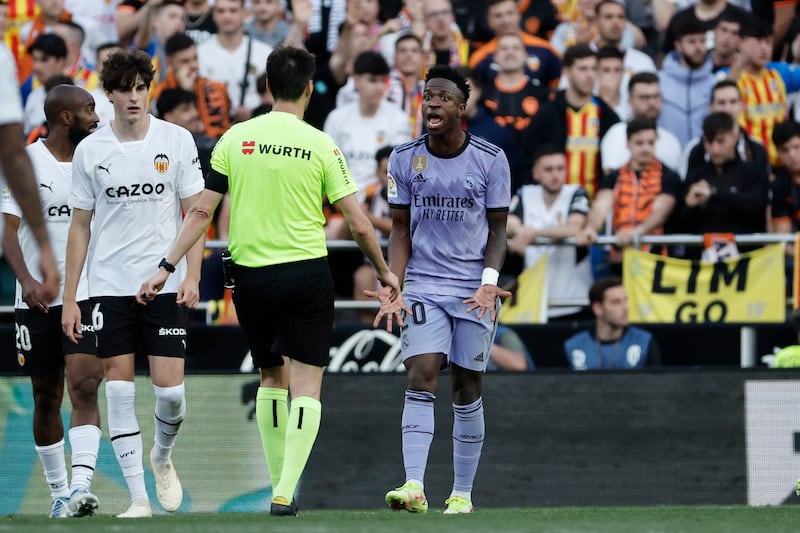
[387,133,511,297]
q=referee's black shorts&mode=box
[232,258,334,369]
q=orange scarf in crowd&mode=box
[610,159,665,262]
[153,74,232,139]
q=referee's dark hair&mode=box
[266,45,316,102]
[426,64,471,104]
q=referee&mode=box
[137,45,406,516]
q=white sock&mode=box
[106,380,148,502]
[152,382,185,465]
[35,439,69,499]
[68,425,102,492]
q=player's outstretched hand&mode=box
[176,276,200,308]
[365,285,411,331]
[463,285,512,321]
[366,271,410,331]
[61,300,83,344]
[38,243,60,304]
[136,269,169,305]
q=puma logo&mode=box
[39,182,53,192]
[97,164,110,174]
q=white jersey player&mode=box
[1,85,104,519]
[62,49,204,519]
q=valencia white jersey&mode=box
[514,183,593,317]
[1,140,90,308]
[70,117,204,297]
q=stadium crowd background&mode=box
[2,0,799,353]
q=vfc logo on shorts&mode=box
[413,155,427,172]
[17,352,25,367]
[153,154,170,174]
[242,141,255,155]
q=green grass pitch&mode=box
[1,506,797,533]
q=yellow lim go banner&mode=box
[623,244,786,323]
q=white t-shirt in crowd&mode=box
[601,121,683,173]
[1,140,90,308]
[514,183,593,318]
[323,100,411,196]
[69,117,204,297]
[197,35,272,111]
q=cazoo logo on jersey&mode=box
[105,182,166,198]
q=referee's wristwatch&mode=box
[159,258,176,273]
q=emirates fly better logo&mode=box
[242,141,255,155]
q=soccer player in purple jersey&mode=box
[370,65,512,515]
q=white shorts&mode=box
[400,289,500,372]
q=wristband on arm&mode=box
[481,267,499,286]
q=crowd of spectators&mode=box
[2,0,800,325]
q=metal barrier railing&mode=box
[1,234,794,368]
[1,233,792,316]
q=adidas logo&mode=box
[474,352,485,362]
[412,173,426,183]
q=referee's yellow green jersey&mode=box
[209,111,358,267]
